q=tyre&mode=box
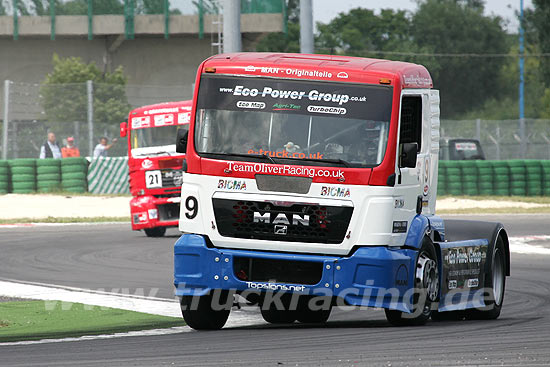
[8,158,36,167]
[61,165,86,174]
[62,172,86,181]
[465,236,506,320]
[61,157,88,166]
[10,166,35,175]
[295,296,332,324]
[385,238,439,326]
[144,227,166,237]
[11,174,36,183]
[37,166,59,175]
[447,168,460,176]
[37,180,60,189]
[260,293,297,324]
[509,167,526,174]
[493,167,509,175]
[0,167,8,175]
[12,182,35,191]
[64,186,86,193]
[37,173,61,181]
[36,159,60,167]
[62,179,86,188]
[180,292,230,330]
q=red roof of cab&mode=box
[130,100,193,116]
[202,52,433,89]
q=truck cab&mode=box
[174,53,509,329]
[120,100,191,237]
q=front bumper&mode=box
[130,195,180,230]
[174,234,419,313]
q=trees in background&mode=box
[258,0,548,119]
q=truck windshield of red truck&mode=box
[195,75,393,168]
[131,122,188,157]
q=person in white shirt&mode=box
[39,132,62,159]
[93,137,117,158]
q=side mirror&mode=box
[119,122,128,138]
[176,128,188,154]
[399,142,418,168]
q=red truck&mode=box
[120,100,191,237]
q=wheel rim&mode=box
[492,247,504,306]
[416,252,439,304]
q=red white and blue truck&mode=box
[120,100,191,237]
[173,53,510,329]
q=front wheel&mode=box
[144,227,166,237]
[180,291,231,330]
[386,238,439,326]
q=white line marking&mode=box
[509,235,550,255]
[0,280,265,346]
[0,222,129,229]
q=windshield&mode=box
[195,75,393,167]
[131,125,188,157]
[450,140,484,160]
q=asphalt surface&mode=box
[1,214,550,366]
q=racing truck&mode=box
[120,100,191,237]
[173,53,510,329]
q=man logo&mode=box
[274,225,288,235]
[253,212,310,226]
[395,264,408,287]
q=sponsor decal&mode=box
[448,280,458,289]
[218,179,247,191]
[307,105,347,115]
[253,212,310,226]
[133,212,148,224]
[154,114,175,127]
[337,71,349,79]
[445,247,484,265]
[394,198,405,208]
[141,159,153,169]
[442,245,487,291]
[131,116,150,129]
[272,103,301,111]
[455,142,477,151]
[180,105,192,111]
[392,221,408,234]
[320,186,350,198]
[236,101,266,109]
[226,161,344,179]
[148,209,158,220]
[144,107,179,115]
[232,85,352,105]
[403,75,432,87]
[395,264,408,286]
[178,112,190,124]
[247,149,323,160]
[467,278,479,288]
[245,281,306,292]
[242,65,334,79]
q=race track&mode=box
[1,214,550,366]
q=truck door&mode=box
[394,92,433,218]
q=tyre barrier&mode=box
[0,160,9,194]
[61,157,88,193]
[37,159,61,193]
[8,159,36,193]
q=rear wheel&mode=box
[144,227,166,237]
[465,235,506,320]
[180,291,230,330]
[385,238,439,326]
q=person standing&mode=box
[93,137,117,158]
[39,132,62,159]
[61,136,81,158]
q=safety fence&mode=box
[1,0,286,40]
[0,157,129,194]
[3,157,550,197]
[438,160,550,197]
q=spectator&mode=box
[61,136,81,158]
[93,137,117,158]
[39,132,62,159]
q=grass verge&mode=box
[0,300,185,343]
[438,195,550,204]
[437,207,550,215]
[0,216,130,224]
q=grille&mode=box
[158,203,179,221]
[213,199,353,244]
[233,257,323,285]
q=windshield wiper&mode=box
[136,151,173,157]
[283,156,351,167]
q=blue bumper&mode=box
[174,234,419,313]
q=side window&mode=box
[399,96,422,151]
